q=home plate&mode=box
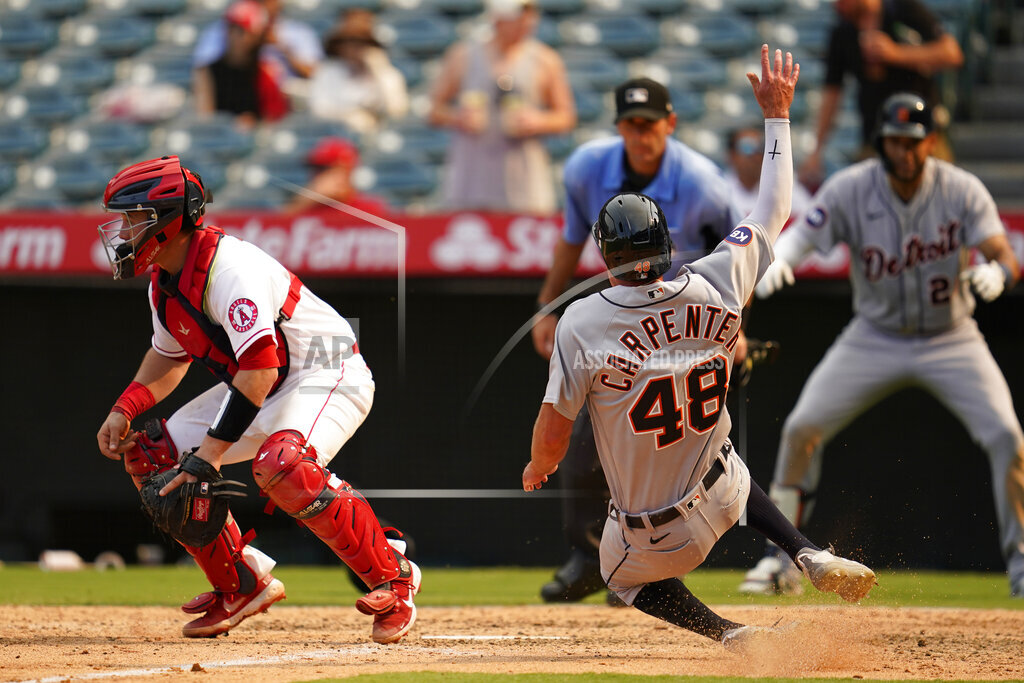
[421,635,567,641]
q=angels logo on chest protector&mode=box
[228,298,258,333]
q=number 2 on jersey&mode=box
[627,355,729,448]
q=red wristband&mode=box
[111,381,156,422]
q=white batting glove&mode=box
[961,262,1006,302]
[755,259,795,299]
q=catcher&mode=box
[95,155,419,644]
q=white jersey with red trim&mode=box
[544,219,774,515]
[149,233,359,382]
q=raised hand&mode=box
[747,45,799,120]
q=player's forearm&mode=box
[529,403,573,474]
[538,239,586,306]
[887,35,963,72]
[747,119,793,244]
[133,348,191,404]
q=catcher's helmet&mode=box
[592,192,672,283]
[98,155,208,279]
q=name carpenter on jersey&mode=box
[573,348,728,372]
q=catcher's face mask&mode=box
[98,207,160,280]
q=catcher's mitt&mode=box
[140,450,247,548]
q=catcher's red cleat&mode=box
[181,574,286,638]
[355,555,421,644]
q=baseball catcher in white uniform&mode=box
[743,91,1024,598]
[94,155,420,643]
[523,46,876,650]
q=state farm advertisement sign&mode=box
[1,211,1022,279]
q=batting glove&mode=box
[961,262,1006,302]
[755,259,795,299]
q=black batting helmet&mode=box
[592,193,672,283]
[874,92,933,154]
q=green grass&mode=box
[0,564,1020,609]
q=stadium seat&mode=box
[560,12,660,58]
[666,87,706,122]
[0,164,15,199]
[355,155,438,202]
[261,114,359,158]
[535,16,563,48]
[235,152,313,196]
[544,133,575,161]
[151,114,255,162]
[634,48,729,91]
[1,86,87,125]
[0,186,74,211]
[419,0,484,16]
[390,50,425,90]
[64,14,156,58]
[534,0,586,16]
[120,46,195,89]
[372,119,452,163]
[0,56,21,90]
[27,152,118,203]
[92,0,188,16]
[0,119,49,162]
[631,0,688,17]
[560,47,629,91]
[571,84,606,124]
[661,12,758,58]
[718,0,786,16]
[5,0,88,20]
[56,118,150,164]
[763,13,833,58]
[374,12,456,59]
[209,183,289,210]
[154,10,222,48]
[21,48,116,96]
[0,12,59,57]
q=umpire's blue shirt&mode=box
[563,136,741,275]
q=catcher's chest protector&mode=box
[151,228,293,391]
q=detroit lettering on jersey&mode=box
[597,303,740,392]
[861,220,961,282]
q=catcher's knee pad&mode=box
[124,418,178,490]
[253,430,400,589]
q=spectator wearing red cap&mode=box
[286,137,390,216]
[193,0,289,126]
[308,9,408,134]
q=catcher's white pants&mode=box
[601,448,751,606]
[164,353,375,469]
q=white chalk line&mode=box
[421,634,567,640]
[14,644,481,683]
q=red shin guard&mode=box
[253,430,400,588]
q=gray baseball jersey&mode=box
[793,157,1005,335]
[544,222,773,515]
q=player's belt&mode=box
[619,442,732,530]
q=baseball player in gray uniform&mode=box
[523,47,876,650]
[743,91,1024,598]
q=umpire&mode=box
[531,77,742,603]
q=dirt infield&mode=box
[2,604,1023,682]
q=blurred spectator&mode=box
[725,124,812,221]
[193,0,288,126]
[428,0,575,214]
[801,0,963,187]
[308,9,409,134]
[286,136,390,216]
[193,0,323,93]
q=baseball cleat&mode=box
[796,547,875,602]
[540,550,605,602]
[738,553,804,595]
[356,554,422,644]
[181,574,286,638]
[720,623,795,653]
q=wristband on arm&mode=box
[207,385,261,443]
[111,381,156,422]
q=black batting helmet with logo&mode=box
[874,92,933,154]
[592,193,672,283]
